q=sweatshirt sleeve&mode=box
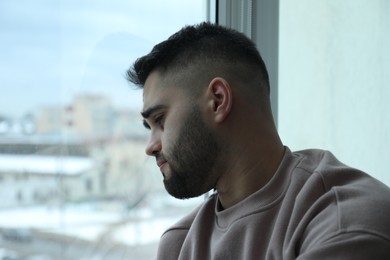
[297,231,390,260]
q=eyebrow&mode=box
[141,104,167,129]
[141,104,167,119]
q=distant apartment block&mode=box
[0,93,154,209]
[0,154,93,208]
[2,94,145,138]
[66,95,114,135]
[0,133,156,209]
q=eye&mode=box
[154,114,165,128]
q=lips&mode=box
[156,159,167,169]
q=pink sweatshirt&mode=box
[155,147,390,259]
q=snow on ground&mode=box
[0,154,93,175]
[113,215,184,246]
[0,194,205,246]
[0,204,121,241]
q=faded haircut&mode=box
[126,22,271,107]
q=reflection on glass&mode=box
[0,1,206,259]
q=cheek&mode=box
[161,115,182,150]
[161,127,177,154]
[161,106,189,154]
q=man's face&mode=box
[142,71,221,199]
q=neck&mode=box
[215,118,284,210]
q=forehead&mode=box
[143,70,161,105]
[142,70,185,110]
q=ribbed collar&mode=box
[214,146,302,230]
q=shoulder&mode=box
[156,194,217,259]
[161,204,201,236]
[294,147,390,218]
[292,148,350,176]
[291,148,389,195]
[161,194,216,235]
[288,149,390,254]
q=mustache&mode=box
[156,153,167,162]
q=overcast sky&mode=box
[0,0,206,118]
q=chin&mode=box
[165,182,208,200]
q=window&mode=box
[0,1,207,259]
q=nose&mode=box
[145,132,162,156]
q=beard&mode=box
[162,105,221,199]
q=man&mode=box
[127,22,390,259]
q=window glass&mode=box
[0,1,206,258]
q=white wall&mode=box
[278,0,390,185]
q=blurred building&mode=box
[0,93,155,209]
[0,154,93,208]
[33,94,115,136]
[66,95,114,136]
[0,132,155,209]
[34,106,64,134]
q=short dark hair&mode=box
[126,22,270,105]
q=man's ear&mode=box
[206,77,232,123]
